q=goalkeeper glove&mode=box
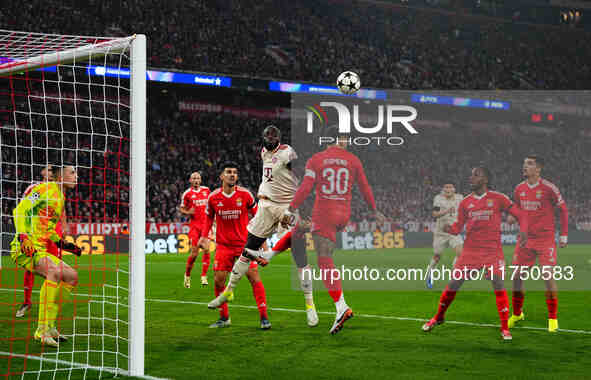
[18,234,35,257]
[57,239,83,256]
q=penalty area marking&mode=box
[2,288,590,335]
[0,351,170,380]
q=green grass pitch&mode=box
[1,246,590,379]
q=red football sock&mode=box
[435,285,456,320]
[251,281,268,319]
[23,271,34,305]
[512,291,525,316]
[495,290,510,330]
[185,255,197,277]
[201,252,211,276]
[273,231,292,253]
[318,256,342,303]
[546,297,558,319]
[215,284,229,320]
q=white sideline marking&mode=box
[147,297,591,335]
[2,288,591,335]
[0,351,170,380]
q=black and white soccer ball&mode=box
[336,71,361,95]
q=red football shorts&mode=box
[311,207,350,243]
[188,224,204,246]
[513,238,557,267]
[453,247,505,280]
[214,244,257,272]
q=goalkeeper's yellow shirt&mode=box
[12,182,65,249]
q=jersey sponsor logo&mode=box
[236,197,242,207]
[468,203,474,208]
[217,201,224,207]
[520,200,541,210]
[469,209,493,220]
[520,192,526,197]
[536,190,542,199]
[487,199,494,207]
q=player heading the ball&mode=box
[207,125,319,328]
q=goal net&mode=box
[0,31,146,378]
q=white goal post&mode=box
[0,31,146,378]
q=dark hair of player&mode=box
[526,154,544,168]
[475,164,493,188]
[262,125,281,151]
[219,161,239,174]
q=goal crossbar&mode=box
[0,35,136,76]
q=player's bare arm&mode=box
[60,212,70,234]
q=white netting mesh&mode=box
[0,30,136,378]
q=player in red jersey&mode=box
[507,155,568,333]
[422,166,529,341]
[16,165,67,318]
[179,172,212,288]
[198,162,270,329]
[280,134,384,334]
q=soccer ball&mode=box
[337,71,361,95]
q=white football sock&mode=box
[261,249,278,262]
[225,257,251,292]
[427,257,439,273]
[335,292,347,314]
[298,265,314,306]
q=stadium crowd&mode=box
[144,103,590,232]
[2,0,590,90]
[2,97,590,233]
[1,0,590,233]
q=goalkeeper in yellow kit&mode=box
[11,166,82,347]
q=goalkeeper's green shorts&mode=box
[10,237,61,272]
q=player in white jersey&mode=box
[426,182,464,289]
[208,125,318,327]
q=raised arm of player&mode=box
[445,200,466,235]
[289,158,317,211]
